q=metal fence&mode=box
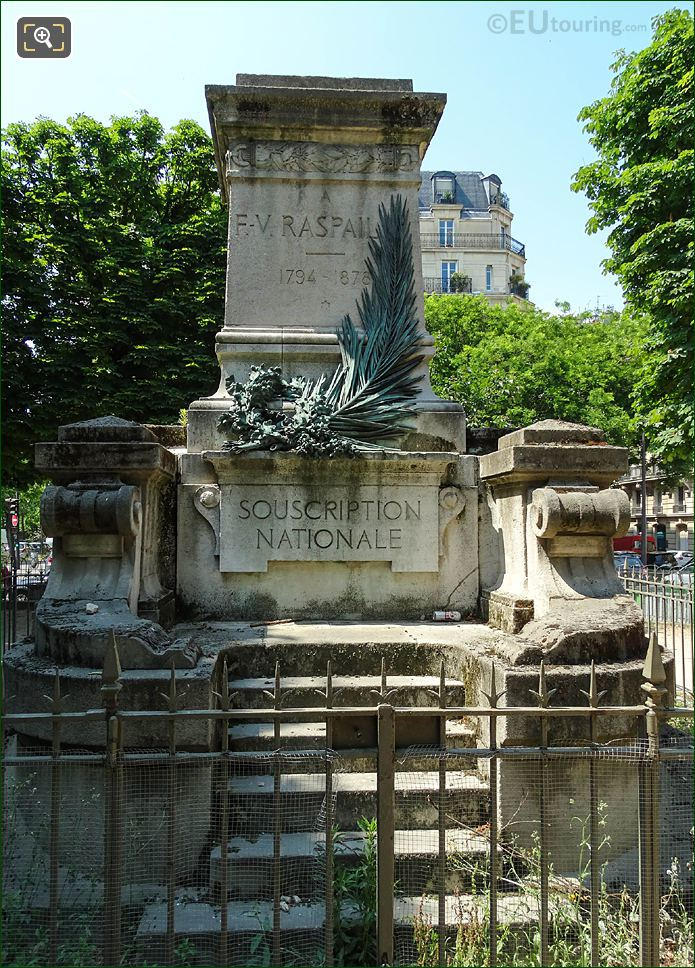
[619,566,693,705]
[2,506,51,653]
[2,565,48,652]
[3,636,693,967]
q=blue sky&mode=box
[2,0,686,312]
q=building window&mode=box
[635,487,641,507]
[434,176,454,203]
[485,265,493,291]
[439,219,454,247]
[678,525,689,552]
[676,485,685,508]
[441,261,457,292]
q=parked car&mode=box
[614,552,645,574]
[662,570,693,589]
[9,571,48,604]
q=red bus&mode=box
[613,534,656,553]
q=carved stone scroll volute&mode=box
[193,485,221,556]
[438,486,465,556]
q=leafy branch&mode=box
[218,194,423,456]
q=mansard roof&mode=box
[419,171,491,211]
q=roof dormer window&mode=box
[433,174,455,204]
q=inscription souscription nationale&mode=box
[219,485,439,573]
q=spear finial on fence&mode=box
[160,659,178,712]
[326,659,333,707]
[642,632,667,709]
[218,658,230,712]
[580,660,608,708]
[642,631,667,755]
[44,669,68,713]
[530,658,556,708]
[483,662,505,708]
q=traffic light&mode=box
[5,497,19,530]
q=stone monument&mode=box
[4,75,672,885]
[180,74,473,620]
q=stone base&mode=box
[6,733,212,884]
[3,642,216,749]
[34,599,198,670]
[5,622,671,879]
[178,449,478,620]
[480,589,534,634]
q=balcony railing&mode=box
[422,277,472,294]
[424,278,528,298]
[430,192,510,210]
[420,233,526,257]
[489,191,510,210]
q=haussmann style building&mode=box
[619,464,694,554]
[419,170,529,302]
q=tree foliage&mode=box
[571,9,694,474]
[2,113,226,486]
[426,294,646,451]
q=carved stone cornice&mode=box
[225,140,420,177]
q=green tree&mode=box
[426,294,646,450]
[2,113,226,486]
[571,9,694,475]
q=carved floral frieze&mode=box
[225,140,420,176]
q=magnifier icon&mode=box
[33,26,53,49]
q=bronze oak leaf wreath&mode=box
[218,194,424,457]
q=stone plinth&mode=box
[33,416,196,669]
[188,74,465,454]
[479,420,644,659]
[178,449,478,620]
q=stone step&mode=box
[227,747,479,774]
[228,718,476,750]
[228,771,488,832]
[135,893,542,965]
[228,673,467,709]
[227,719,477,771]
[210,828,513,900]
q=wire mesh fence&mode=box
[3,742,339,967]
[3,643,694,968]
[392,737,693,967]
[4,740,107,968]
[619,566,693,705]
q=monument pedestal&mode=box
[187,73,466,456]
[178,448,477,620]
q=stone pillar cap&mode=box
[205,75,446,201]
[480,420,627,485]
[235,74,414,92]
[57,416,157,443]
[498,420,606,449]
